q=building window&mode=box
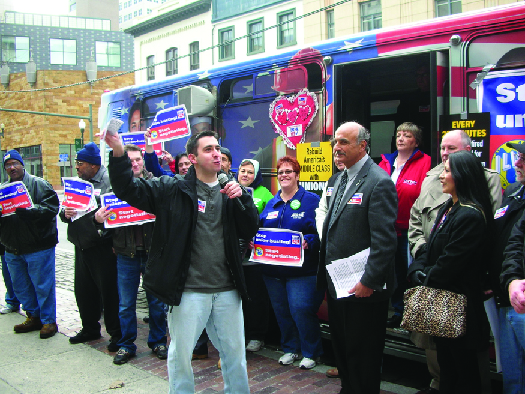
[166,47,178,76]
[277,10,296,48]
[190,41,199,71]
[95,41,121,67]
[1,36,29,63]
[134,10,137,17]
[360,0,382,32]
[218,27,235,61]
[247,18,264,55]
[147,9,152,14]
[139,9,142,15]
[50,38,76,65]
[119,2,122,10]
[327,10,335,39]
[435,0,461,17]
[147,55,155,81]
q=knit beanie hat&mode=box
[76,142,101,166]
[239,159,259,175]
[220,147,232,163]
[3,150,24,167]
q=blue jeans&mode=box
[2,254,20,309]
[499,306,525,393]
[116,252,166,354]
[166,290,249,394]
[5,248,56,324]
[263,275,324,358]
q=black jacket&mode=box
[108,153,259,306]
[491,183,525,307]
[59,166,112,250]
[501,205,525,300]
[112,169,155,258]
[0,171,59,255]
[408,200,490,350]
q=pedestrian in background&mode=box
[0,243,20,314]
[60,142,121,350]
[1,150,59,339]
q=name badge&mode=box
[266,211,278,220]
[494,205,508,219]
[198,199,206,213]
[347,193,363,205]
[326,187,334,196]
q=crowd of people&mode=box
[1,120,525,394]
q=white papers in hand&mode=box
[326,248,370,299]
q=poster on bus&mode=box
[148,104,191,144]
[120,132,163,157]
[249,228,304,267]
[101,193,156,228]
[0,181,33,216]
[478,68,525,188]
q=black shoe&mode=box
[69,330,101,344]
[107,336,120,352]
[386,314,403,328]
[153,344,168,360]
[113,348,135,365]
[143,316,149,323]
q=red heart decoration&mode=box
[269,89,318,149]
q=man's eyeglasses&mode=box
[4,162,21,169]
[75,161,86,166]
[517,154,525,164]
[277,170,295,176]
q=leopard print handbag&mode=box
[400,286,467,338]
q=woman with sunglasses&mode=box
[259,156,324,369]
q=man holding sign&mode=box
[0,150,60,339]
[97,144,167,365]
[317,122,397,393]
[106,130,258,394]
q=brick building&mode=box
[0,11,134,188]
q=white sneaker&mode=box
[246,340,264,352]
[279,353,300,365]
[299,357,317,370]
[0,305,18,314]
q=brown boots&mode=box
[13,313,58,339]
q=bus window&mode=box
[231,77,254,100]
[142,93,174,129]
[272,65,307,94]
[254,72,276,97]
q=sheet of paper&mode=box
[326,248,370,299]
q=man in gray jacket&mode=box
[408,129,502,394]
[317,122,398,393]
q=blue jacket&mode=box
[259,186,320,277]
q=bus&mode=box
[99,2,525,371]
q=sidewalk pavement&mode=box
[0,249,419,394]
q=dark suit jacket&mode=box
[408,200,490,349]
[317,157,398,303]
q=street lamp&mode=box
[79,119,86,145]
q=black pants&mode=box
[435,338,482,394]
[242,264,270,341]
[74,243,121,339]
[327,294,388,394]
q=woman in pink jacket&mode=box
[379,122,431,328]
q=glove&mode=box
[410,270,427,286]
[15,208,36,220]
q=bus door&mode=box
[333,52,447,166]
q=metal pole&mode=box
[89,104,93,142]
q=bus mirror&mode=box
[177,85,216,116]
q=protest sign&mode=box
[249,228,304,267]
[61,178,95,211]
[0,181,34,216]
[120,132,163,156]
[148,104,191,144]
[101,193,156,228]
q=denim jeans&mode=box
[499,306,525,393]
[116,252,166,354]
[5,247,56,324]
[166,290,249,394]
[263,275,324,358]
[1,254,20,309]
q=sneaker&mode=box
[69,329,102,344]
[40,323,58,339]
[246,340,264,352]
[14,313,43,333]
[107,337,120,352]
[279,353,300,365]
[113,348,135,365]
[299,357,317,370]
[153,344,168,360]
[0,305,19,314]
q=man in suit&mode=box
[317,122,398,393]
